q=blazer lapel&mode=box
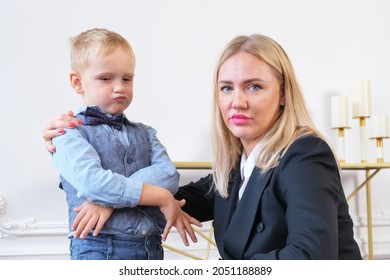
[218,171,242,232]
[222,167,273,259]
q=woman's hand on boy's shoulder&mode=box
[43,110,83,153]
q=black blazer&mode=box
[175,135,362,260]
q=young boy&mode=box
[51,28,196,260]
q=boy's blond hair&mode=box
[70,28,135,72]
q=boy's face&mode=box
[71,47,135,115]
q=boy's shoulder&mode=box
[126,120,159,138]
[124,119,154,130]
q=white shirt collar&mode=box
[238,140,263,199]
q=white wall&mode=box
[1,0,390,260]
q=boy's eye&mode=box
[123,77,133,82]
[99,77,111,81]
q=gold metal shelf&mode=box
[162,226,216,260]
[340,162,390,260]
[340,162,390,170]
[174,161,390,170]
[174,161,212,170]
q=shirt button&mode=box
[256,222,265,232]
[126,157,133,164]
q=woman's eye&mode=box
[221,86,232,93]
[248,84,261,91]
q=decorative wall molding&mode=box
[0,217,37,240]
[0,194,5,214]
[0,194,67,240]
[0,220,69,240]
[0,194,35,239]
[352,212,390,227]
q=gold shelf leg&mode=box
[346,169,380,201]
[204,226,215,259]
[162,243,203,260]
[366,169,373,260]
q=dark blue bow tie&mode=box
[83,107,124,130]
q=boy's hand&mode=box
[136,184,203,246]
[71,201,113,238]
[160,198,202,246]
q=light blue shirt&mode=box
[51,106,179,236]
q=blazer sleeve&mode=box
[174,174,215,222]
[269,135,343,259]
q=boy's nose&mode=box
[113,81,125,93]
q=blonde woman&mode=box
[175,34,361,259]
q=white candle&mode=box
[352,80,371,118]
[331,96,350,128]
[370,114,389,138]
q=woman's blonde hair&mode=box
[212,34,326,198]
[70,28,135,72]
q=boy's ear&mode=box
[70,71,83,94]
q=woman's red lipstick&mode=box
[230,114,251,124]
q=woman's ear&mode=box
[70,71,83,94]
[280,95,285,106]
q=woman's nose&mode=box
[232,90,247,109]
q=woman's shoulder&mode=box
[282,134,334,160]
[292,133,330,148]
[275,134,339,184]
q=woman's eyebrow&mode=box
[218,78,266,84]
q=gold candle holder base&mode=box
[359,117,368,163]
[376,138,384,164]
[334,127,349,163]
[369,137,388,164]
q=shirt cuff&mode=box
[120,178,143,208]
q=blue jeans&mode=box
[69,234,163,260]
